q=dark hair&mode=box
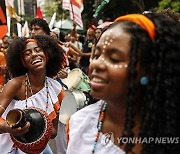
[105,13,180,153]
[2,35,8,40]
[156,9,180,22]
[29,18,50,35]
[6,35,65,78]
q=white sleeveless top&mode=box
[0,77,64,154]
[66,100,125,154]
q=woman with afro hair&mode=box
[66,13,180,154]
[0,35,65,153]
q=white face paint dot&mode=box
[114,65,118,68]
[93,55,128,69]
[105,41,108,45]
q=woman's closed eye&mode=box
[23,47,43,57]
[109,54,122,63]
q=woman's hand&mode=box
[0,120,30,136]
[56,69,68,79]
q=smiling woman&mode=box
[0,35,66,153]
[66,13,180,154]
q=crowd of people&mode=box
[0,9,180,154]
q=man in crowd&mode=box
[29,18,50,36]
[0,35,9,54]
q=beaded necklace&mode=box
[25,73,49,111]
[92,101,107,154]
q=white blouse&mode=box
[66,100,125,154]
[0,77,63,154]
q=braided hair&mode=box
[106,13,180,153]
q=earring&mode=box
[140,76,148,86]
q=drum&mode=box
[59,90,87,124]
[61,68,90,92]
[6,107,53,154]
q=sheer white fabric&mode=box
[0,77,62,154]
[66,100,125,154]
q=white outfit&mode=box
[55,122,67,154]
[0,77,63,154]
[66,100,125,154]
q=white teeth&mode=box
[32,59,42,64]
[92,77,106,83]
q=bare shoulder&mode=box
[2,75,25,97]
[0,75,26,106]
[6,76,25,88]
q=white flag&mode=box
[62,0,84,28]
[49,12,56,30]
[22,21,29,37]
[17,22,22,37]
[62,0,71,10]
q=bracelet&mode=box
[0,105,5,111]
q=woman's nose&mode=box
[31,49,38,56]
[89,55,106,70]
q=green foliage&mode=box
[43,0,69,20]
[171,1,180,12]
[158,0,180,12]
[21,15,34,23]
[43,0,180,31]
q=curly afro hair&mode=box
[7,35,65,78]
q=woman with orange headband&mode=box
[0,35,65,153]
[66,13,180,154]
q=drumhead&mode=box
[61,68,82,91]
[59,90,86,124]
[72,90,87,109]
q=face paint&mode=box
[97,56,128,69]
[91,29,129,69]
[89,25,131,101]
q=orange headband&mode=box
[26,39,38,43]
[114,14,155,40]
